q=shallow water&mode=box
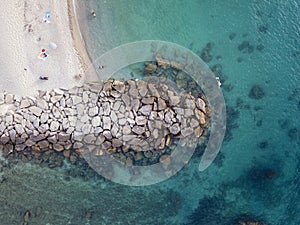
[0,0,299,224]
[79,0,300,224]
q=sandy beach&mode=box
[0,0,92,97]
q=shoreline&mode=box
[67,0,98,83]
[67,0,91,73]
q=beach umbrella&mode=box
[49,42,57,50]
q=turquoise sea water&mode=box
[0,0,299,224]
[78,0,300,224]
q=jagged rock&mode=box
[196,98,206,112]
[181,127,194,137]
[169,95,180,106]
[40,113,49,124]
[121,94,131,107]
[110,111,118,123]
[9,129,16,142]
[102,116,111,130]
[145,63,157,72]
[137,80,148,97]
[88,106,99,117]
[82,91,89,103]
[169,123,180,135]
[113,80,126,93]
[132,125,145,135]
[6,115,13,125]
[72,95,82,105]
[103,130,112,140]
[157,98,167,111]
[81,124,92,134]
[111,124,119,137]
[36,99,49,109]
[155,55,170,69]
[195,109,206,125]
[58,133,70,142]
[83,134,96,144]
[122,125,132,135]
[15,124,24,135]
[101,102,110,116]
[112,139,123,148]
[25,139,35,146]
[15,144,26,151]
[53,143,64,152]
[50,121,60,132]
[142,97,154,105]
[91,116,101,127]
[38,140,49,149]
[135,116,147,125]
[29,106,43,117]
[194,126,203,137]
[20,99,31,108]
[139,105,152,116]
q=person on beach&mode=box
[39,76,48,80]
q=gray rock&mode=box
[157,98,167,111]
[14,124,24,135]
[142,97,154,105]
[139,105,152,116]
[50,121,60,132]
[20,99,31,108]
[83,91,89,103]
[122,125,132,135]
[102,116,111,130]
[38,140,49,149]
[88,106,99,117]
[82,124,92,134]
[53,143,64,152]
[169,95,180,106]
[122,135,136,142]
[112,139,123,148]
[132,125,145,135]
[113,81,126,93]
[58,133,70,142]
[135,116,147,125]
[83,134,96,144]
[14,114,23,123]
[111,124,119,137]
[6,115,13,125]
[101,102,110,116]
[9,129,16,142]
[137,80,148,97]
[121,94,131,107]
[15,144,26,151]
[103,130,112,140]
[196,98,206,112]
[92,116,101,127]
[29,106,43,117]
[181,127,194,137]
[40,113,49,124]
[25,139,35,146]
[169,123,180,135]
[38,123,49,134]
[72,95,82,105]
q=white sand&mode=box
[0,0,92,97]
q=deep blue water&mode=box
[76,0,300,224]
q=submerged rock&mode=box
[249,84,265,99]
